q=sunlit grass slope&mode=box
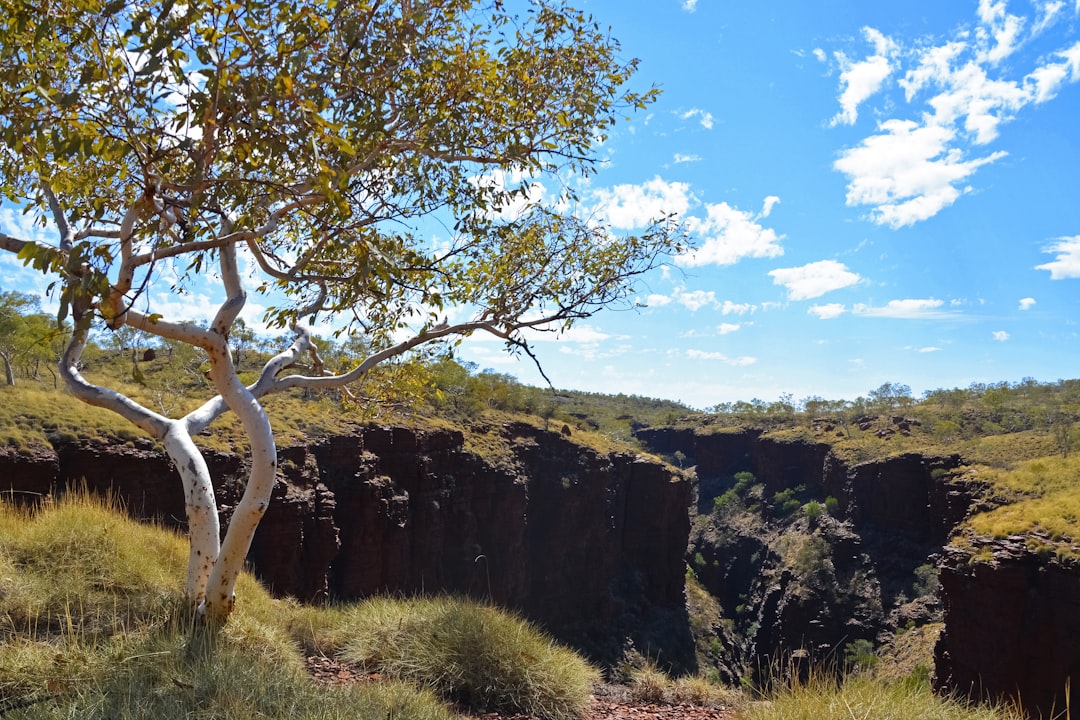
[738,673,1025,720]
[0,493,596,720]
[961,453,1080,556]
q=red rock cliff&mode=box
[0,422,692,669]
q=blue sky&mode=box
[460,0,1080,407]
[3,0,1080,409]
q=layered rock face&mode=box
[935,541,1080,716]
[0,422,691,669]
[638,424,1078,717]
[636,428,975,679]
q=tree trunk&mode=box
[1,352,13,386]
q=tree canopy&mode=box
[0,0,685,625]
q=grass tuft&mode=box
[332,596,599,720]
[0,493,600,720]
[738,671,1026,720]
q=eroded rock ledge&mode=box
[0,422,692,670]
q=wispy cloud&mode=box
[830,27,897,126]
[721,301,757,315]
[681,0,699,12]
[680,107,715,130]
[1019,296,1037,310]
[673,153,702,164]
[809,303,847,319]
[674,288,718,311]
[1036,236,1080,278]
[992,329,1010,341]
[677,197,785,267]
[686,349,757,365]
[769,259,861,300]
[829,3,1080,227]
[852,298,958,318]
[717,323,741,334]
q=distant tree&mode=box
[0,291,62,385]
[868,382,913,413]
[0,0,684,629]
[229,318,257,369]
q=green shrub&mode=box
[772,485,807,518]
[843,639,878,673]
[912,564,940,597]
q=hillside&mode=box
[3,347,1080,716]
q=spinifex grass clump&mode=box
[738,669,1026,720]
[0,492,599,719]
[322,596,599,720]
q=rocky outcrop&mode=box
[935,540,1080,717]
[0,422,692,670]
[637,427,987,686]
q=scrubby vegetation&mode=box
[1,302,1075,719]
[0,493,597,720]
[739,671,1025,720]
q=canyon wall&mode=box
[637,424,1078,717]
[6,419,1078,716]
[935,540,1080,715]
[0,422,692,669]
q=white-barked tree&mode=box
[0,0,685,627]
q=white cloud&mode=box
[1026,42,1080,103]
[674,289,718,311]
[720,301,757,315]
[761,196,781,218]
[1019,297,1036,310]
[834,119,1007,228]
[830,4,1080,227]
[469,168,547,220]
[680,108,715,130]
[852,298,956,318]
[813,48,827,63]
[532,324,612,344]
[686,349,757,365]
[809,303,847,319]
[830,28,897,126]
[1033,1,1066,35]
[644,293,673,308]
[682,0,698,11]
[768,259,861,300]
[673,153,702,164]
[1036,236,1080,278]
[677,200,785,267]
[919,346,942,353]
[591,176,693,230]
[976,0,1025,64]
[717,323,741,334]
[992,330,1010,341]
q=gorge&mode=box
[1,418,1076,717]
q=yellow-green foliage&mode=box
[738,674,1024,720]
[964,454,1080,551]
